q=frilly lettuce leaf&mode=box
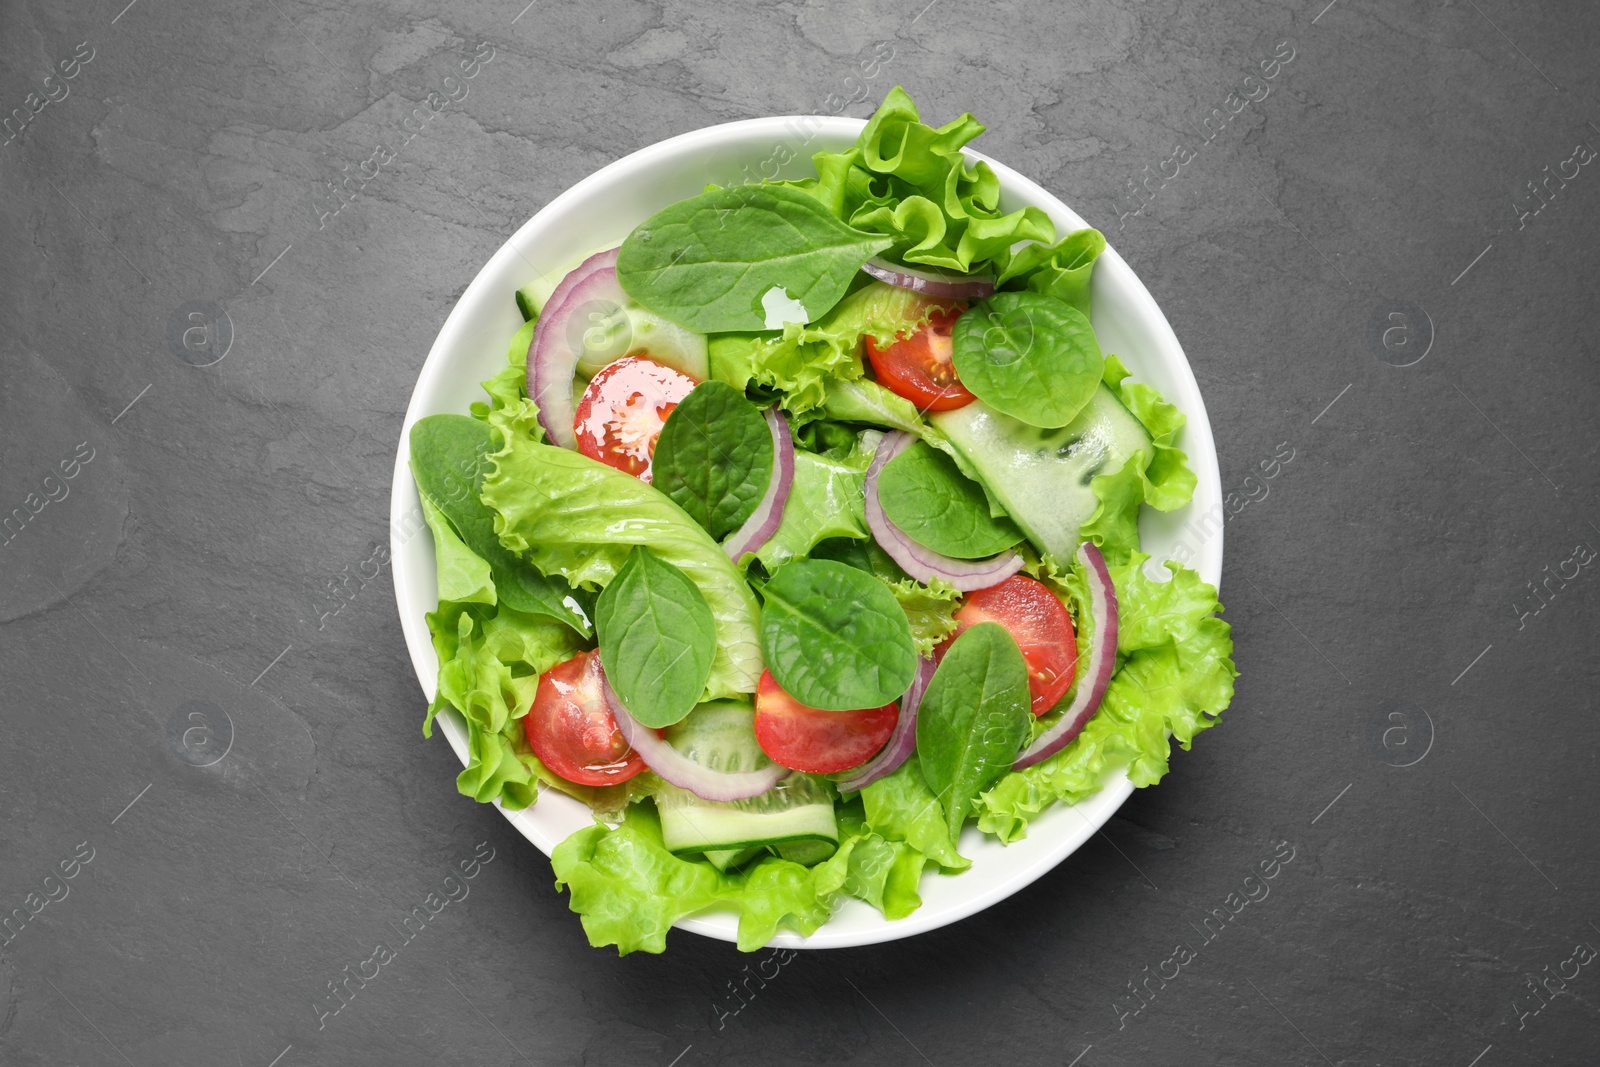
[993,228,1107,316]
[422,599,586,809]
[1078,355,1199,563]
[787,85,1056,273]
[975,552,1235,842]
[886,577,960,656]
[856,756,969,871]
[1103,354,1196,512]
[473,319,536,422]
[480,434,763,699]
[551,803,933,954]
[714,280,952,416]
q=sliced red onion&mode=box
[834,654,935,793]
[528,248,620,449]
[601,673,788,802]
[1013,541,1118,770]
[864,431,1024,591]
[862,256,996,300]
[722,406,795,562]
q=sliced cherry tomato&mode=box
[937,575,1077,716]
[573,355,698,481]
[524,649,645,786]
[753,670,899,774]
[864,304,976,411]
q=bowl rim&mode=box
[389,114,1222,950]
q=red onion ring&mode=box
[528,247,619,449]
[1013,541,1118,770]
[861,256,995,300]
[601,671,789,802]
[834,654,935,793]
[864,431,1025,591]
[722,406,795,563]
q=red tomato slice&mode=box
[573,355,698,481]
[937,575,1078,716]
[524,649,645,786]
[753,670,899,774]
[864,304,976,412]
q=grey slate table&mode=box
[3,1,1598,1064]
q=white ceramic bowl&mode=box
[390,116,1223,949]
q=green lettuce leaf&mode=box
[887,577,960,656]
[752,444,873,571]
[785,86,1055,274]
[551,803,936,954]
[1078,356,1199,563]
[474,319,536,422]
[423,600,586,808]
[818,377,929,435]
[425,598,649,813]
[1103,354,1197,512]
[857,756,969,871]
[713,281,946,415]
[975,553,1236,842]
[481,436,763,699]
[419,493,496,606]
[993,228,1107,316]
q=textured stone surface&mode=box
[2,0,1597,1064]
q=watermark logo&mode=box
[565,299,632,369]
[1368,699,1433,768]
[167,699,234,768]
[1368,300,1432,367]
[167,300,234,367]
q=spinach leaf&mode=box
[951,291,1104,428]
[758,559,917,710]
[409,414,590,634]
[651,381,774,541]
[617,184,893,334]
[811,536,909,584]
[595,546,717,728]
[915,622,1032,839]
[877,440,1024,559]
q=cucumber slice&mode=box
[654,702,839,855]
[774,839,837,867]
[571,303,710,383]
[515,287,539,322]
[931,384,1152,561]
[701,846,763,871]
[620,305,711,382]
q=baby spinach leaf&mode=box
[617,183,893,334]
[758,559,917,711]
[409,414,590,634]
[651,381,774,541]
[595,546,717,728]
[916,622,1032,840]
[951,291,1104,428]
[877,440,1024,559]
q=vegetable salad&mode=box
[409,86,1236,953]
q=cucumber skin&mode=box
[931,385,1151,561]
[515,287,538,322]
